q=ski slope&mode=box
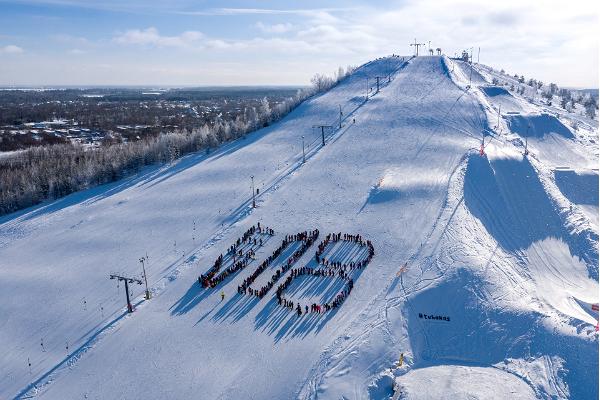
[0,55,597,400]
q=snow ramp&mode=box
[554,169,599,206]
[481,85,529,114]
[505,113,595,169]
[464,151,598,310]
[507,113,574,139]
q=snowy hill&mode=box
[1,55,597,400]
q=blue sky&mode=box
[0,0,597,87]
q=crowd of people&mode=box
[275,232,375,316]
[198,223,273,288]
[200,226,376,317]
[238,230,320,298]
[276,267,356,316]
[315,233,374,267]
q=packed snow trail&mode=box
[297,58,598,400]
[0,56,405,399]
[9,55,480,399]
[1,55,597,400]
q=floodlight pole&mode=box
[469,47,474,86]
[139,256,150,299]
[497,105,501,132]
[251,175,256,208]
[410,38,425,56]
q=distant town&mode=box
[0,87,301,152]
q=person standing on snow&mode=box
[221,290,225,301]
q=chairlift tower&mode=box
[313,125,333,146]
[410,38,426,56]
[109,274,143,313]
[372,76,386,92]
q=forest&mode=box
[0,67,355,216]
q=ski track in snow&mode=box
[2,55,597,400]
[296,57,598,400]
[10,56,412,400]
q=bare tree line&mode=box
[0,66,356,216]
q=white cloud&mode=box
[0,45,24,54]
[255,22,294,34]
[10,1,596,87]
[52,33,91,45]
[114,27,204,48]
[179,7,345,17]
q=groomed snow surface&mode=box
[0,56,597,399]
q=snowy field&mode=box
[0,55,597,399]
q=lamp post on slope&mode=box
[139,256,151,299]
[251,175,256,208]
[302,135,305,163]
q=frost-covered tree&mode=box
[584,96,598,119]
[310,73,335,92]
[0,63,356,216]
[559,89,571,109]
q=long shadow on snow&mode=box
[208,242,304,323]
[253,244,368,343]
[13,299,145,400]
[506,113,574,139]
[171,235,275,316]
[405,268,598,400]
[189,56,396,169]
[281,242,367,303]
[254,296,340,343]
[0,165,159,228]
[211,293,261,324]
[205,241,367,325]
[463,154,598,279]
[170,264,246,316]
[0,132,259,228]
[554,170,599,206]
[171,269,251,317]
[0,58,409,228]
[0,90,322,227]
